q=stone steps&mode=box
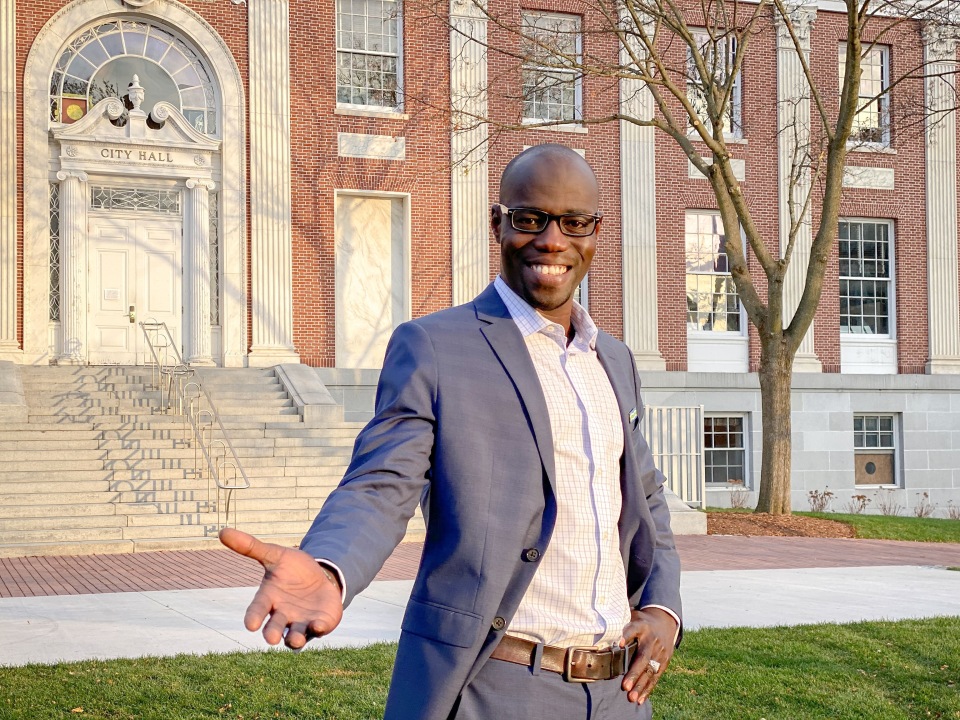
[0,362,396,557]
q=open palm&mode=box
[220,527,344,649]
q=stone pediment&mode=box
[52,75,220,178]
[53,97,220,152]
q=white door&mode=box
[335,194,409,368]
[88,216,182,365]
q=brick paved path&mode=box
[1,536,958,599]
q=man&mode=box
[221,144,682,720]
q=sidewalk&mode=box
[1,536,958,667]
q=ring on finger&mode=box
[647,658,661,674]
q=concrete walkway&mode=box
[1,536,958,667]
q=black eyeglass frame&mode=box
[494,204,603,238]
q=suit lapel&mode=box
[595,332,635,437]
[474,285,557,491]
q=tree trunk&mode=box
[754,338,794,515]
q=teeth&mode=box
[532,265,568,276]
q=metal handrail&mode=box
[138,321,250,527]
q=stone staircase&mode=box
[0,365,393,557]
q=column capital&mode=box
[451,0,487,19]
[775,5,817,51]
[186,178,216,191]
[56,170,88,183]
[923,23,957,62]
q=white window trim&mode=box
[687,30,743,141]
[685,210,747,337]
[838,217,895,340]
[703,412,750,489]
[520,11,583,127]
[840,43,891,148]
[852,412,901,488]
[336,0,404,113]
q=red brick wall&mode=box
[483,0,625,340]
[12,2,940,373]
[811,12,928,374]
[290,0,452,366]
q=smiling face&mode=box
[491,148,600,331]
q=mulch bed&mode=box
[707,512,856,538]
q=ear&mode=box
[490,204,503,244]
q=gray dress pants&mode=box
[452,658,655,720]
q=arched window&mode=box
[50,19,218,135]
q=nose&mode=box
[533,217,571,251]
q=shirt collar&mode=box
[493,275,598,350]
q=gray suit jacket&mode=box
[299,283,682,720]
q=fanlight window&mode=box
[50,19,217,135]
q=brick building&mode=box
[1,0,959,514]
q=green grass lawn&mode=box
[2,618,958,720]
[799,512,960,544]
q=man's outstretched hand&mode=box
[219,528,344,650]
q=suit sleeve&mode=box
[630,356,683,630]
[298,321,437,606]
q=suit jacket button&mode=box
[524,548,541,562]
[491,616,506,631]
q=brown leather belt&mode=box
[490,634,638,683]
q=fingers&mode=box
[262,608,290,646]
[620,616,672,705]
[623,653,660,704]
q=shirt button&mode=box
[599,596,607,604]
[491,616,506,631]
[524,548,541,562]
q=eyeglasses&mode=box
[494,204,602,238]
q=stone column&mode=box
[620,36,665,371]
[185,179,216,366]
[247,0,299,366]
[0,0,16,354]
[450,0,489,305]
[56,170,88,365]
[776,5,821,372]
[923,24,960,373]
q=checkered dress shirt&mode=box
[494,276,632,648]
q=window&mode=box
[573,274,588,310]
[521,12,582,124]
[839,44,890,145]
[687,31,742,137]
[839,220,892,335]
[336,0,401,109]
[853,414,897,486]
[51,20,218,134]
[704,416,746,485]
[685,211,741,332]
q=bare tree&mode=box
[409,0,960,514]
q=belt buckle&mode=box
[562,645,600,683]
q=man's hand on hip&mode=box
[219,528,344,650]
[619,607,678,705]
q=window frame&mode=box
[840,42,891,147]
[853,413,900,488]
[336,0,404,113]
[687,30,743,140]
[704,413,749,488]
[520,11,583,127]
[838,218,895,339]
[684,210,745,335]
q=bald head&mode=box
[499,145,598,209]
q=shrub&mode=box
[874,488,903,517]
[807,488,834,513]
[845,494,870,514]
[913,492,935,519]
